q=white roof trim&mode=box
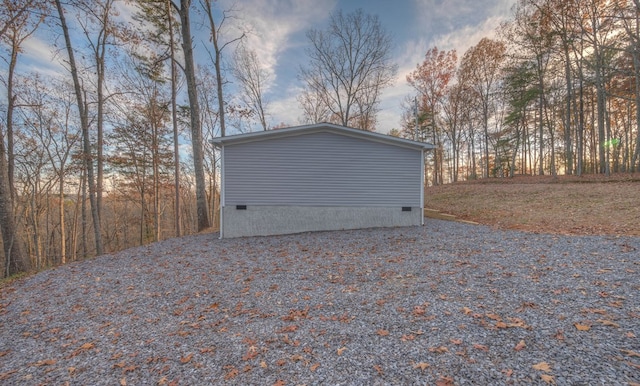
[210,122,436,150]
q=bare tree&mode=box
[233,43,270,131]
[298,85,331,124]
[201,0,245,137]
[73,0,118,228]
[459,38,506,178]
[54,0,104,255]
[0,0,47,275]
[299,8,397,130]
[172,0,210,231]
[407,47,458,185]
[134,0,183,236]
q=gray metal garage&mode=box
[211,123,434,238]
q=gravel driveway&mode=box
[1,219,639,385]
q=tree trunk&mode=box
[0,139,28,277]
[1,31,29,277]
[563,43,574,175]
[483,102,490,179]
[56,0,103,255]
[59,175,66,264]
[7,40,18,200]
[177,0,210,231]
[167,0,181,237]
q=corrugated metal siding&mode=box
[224,131,421,207]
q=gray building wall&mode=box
[222,206,421,238]
[220,129,424,238]
[223,131,421,206]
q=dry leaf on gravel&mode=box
[621,349,640,358]
[540,374,555,384]
[473,344,489,352]
[596,319,619,328]
[574,323,591,331]
[435,376,455,386]
[532,362,552,372]
[33,359,57,366]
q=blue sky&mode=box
[218,0,517,132]
[20,0,516,134]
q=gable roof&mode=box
[210,123,435,150]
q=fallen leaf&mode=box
[462,307,472,315]
[574,323,591,331]
[428,346,448,354]
[532,362,552,372]
[625,361,640,370]
[278,325,298,333]
[120,378,127,386]
[337,347,346,356]
[80,342,95,350]
[596,319,619,328]
[486,313,502,321]
[310,363,320,372]
[473,344,489,352]
[260,361,268,369]
[540,374,555,384]
[123,365,137,373]
[180,353,193,364]
[224,366,239,380]
[113,361,126,369]
[553,330,565,341]
[507,317,529,328]
[373,364,383,375]
[0,370,17,381]
[376,329,390,336]
[495,321,508,329]
[157,376,168,385]
[502,368,513,377]
[273,380,286,386]
[34,359,57,366]
[413,361,430,370]
[621,349,640,358]
[435,376,454,386]
[450,338,462,345]
[514,340,526,351]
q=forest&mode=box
[1,0,639,277]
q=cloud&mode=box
[216,0,336,91]
[376,0,516,131]
[267,85,305,126]
[19,36,67,78]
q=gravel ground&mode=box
[1,219,639,385]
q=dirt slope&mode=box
[424,174,640,236]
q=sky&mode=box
[214,0,518,133]
[18,0,517,135]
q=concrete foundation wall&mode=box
[221,206,422,238]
